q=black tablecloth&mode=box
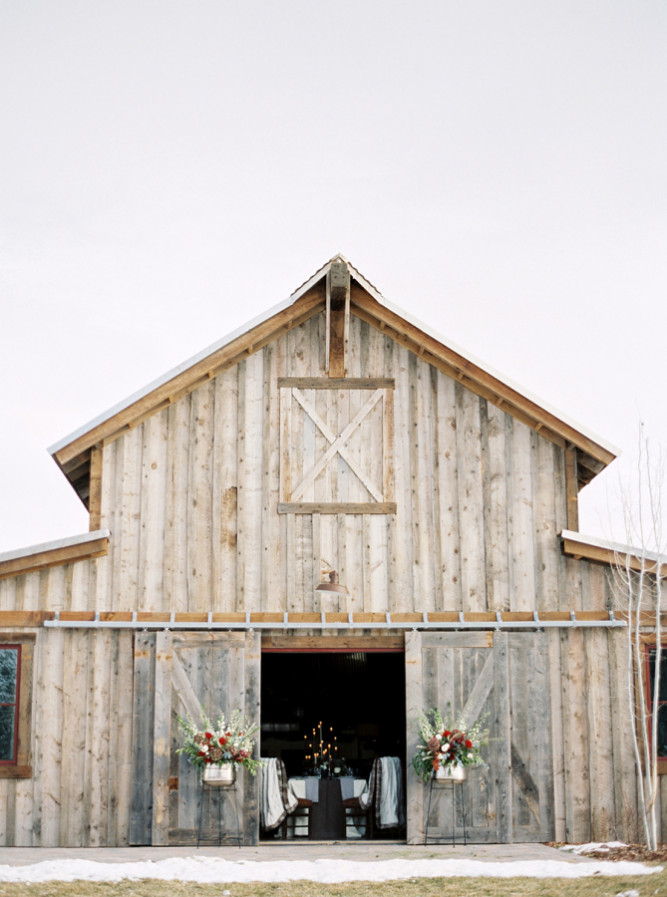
[309,779,346,840]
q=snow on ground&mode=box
[0,856,661,884]
[559,842,628,855]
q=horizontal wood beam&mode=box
[278,502,397,515]
[278,378,394,390]
[0,535,110,581]
[262,635,405,651]
[0,609,622,630]
[561,535,667,576]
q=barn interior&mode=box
[260,651,406,780]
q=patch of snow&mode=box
[0,857,661,884]
[560,842,628,855]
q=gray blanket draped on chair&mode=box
[260,758,298,831]
[359,756,405,829]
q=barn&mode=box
[0,255,653,846]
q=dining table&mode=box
[287,776,367,839]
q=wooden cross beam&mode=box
[290,387,385,502]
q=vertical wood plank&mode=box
[151,630,172,845]
[548,628,567,841]
[116,427,143,609]
[482,403,509,611]
[456,387,485,611]
[435,371,461,610]
[560,628,591,842]
[263,342,283,608]
[215,369,239,610]
[130,633,156,844]
[405,631,424,844]
[88,629,112,845]
[607,625,639,841]
[507,422,536,611]
[34,625,65,845]
[392,344,414,608]
[187,383,214,611]
[139,411,168,611]
[243,631,261,845]
[59,631,89,844]
[239,353,264,611]
[493,632,512,842]
[534,439,561,612]
[414,361,437,610]
[586,627,615,839]
[163,398,190,612]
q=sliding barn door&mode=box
[130,631,261,845]
[405,630,553,844]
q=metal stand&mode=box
[196,778,241,847]
[424,773,467,845]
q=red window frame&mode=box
[643,642,667,773]
[0,644,21,765]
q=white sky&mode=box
[1,0,666,553]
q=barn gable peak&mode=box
[48,255,616,508]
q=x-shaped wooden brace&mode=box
[290,387,385,502]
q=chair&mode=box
[343,756,404,838]
[373,756,405,832]
[342,790,375,840]
[259,758,313,839]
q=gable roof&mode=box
[49,254,617,506]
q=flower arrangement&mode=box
[412,708,486,782]
[177,708,262,776]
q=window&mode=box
[645,645,667,772]
[0,645,21,763]
[0,634,34,778]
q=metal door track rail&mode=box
[44,610,626,630]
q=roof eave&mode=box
[49,256,617,504]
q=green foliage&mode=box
[177,707,262,776]
[411,707,487,783]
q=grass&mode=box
[0,871,665,897]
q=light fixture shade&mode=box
[315,569,349,595]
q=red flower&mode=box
[198,750,206,757]
[205,732,213,740]
[465,739,473,749]
[443,730,450,738]
[219,736,227,746]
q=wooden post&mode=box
[326,261,350,377]
[88,445,103,531]
[565,447,579,531]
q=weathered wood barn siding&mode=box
[94,312,572,616]
[0,563,134,846]
[0,560,657,845]
[0,267,658,845]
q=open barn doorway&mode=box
[260,649,406,840]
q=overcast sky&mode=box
[1,0,666,554]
